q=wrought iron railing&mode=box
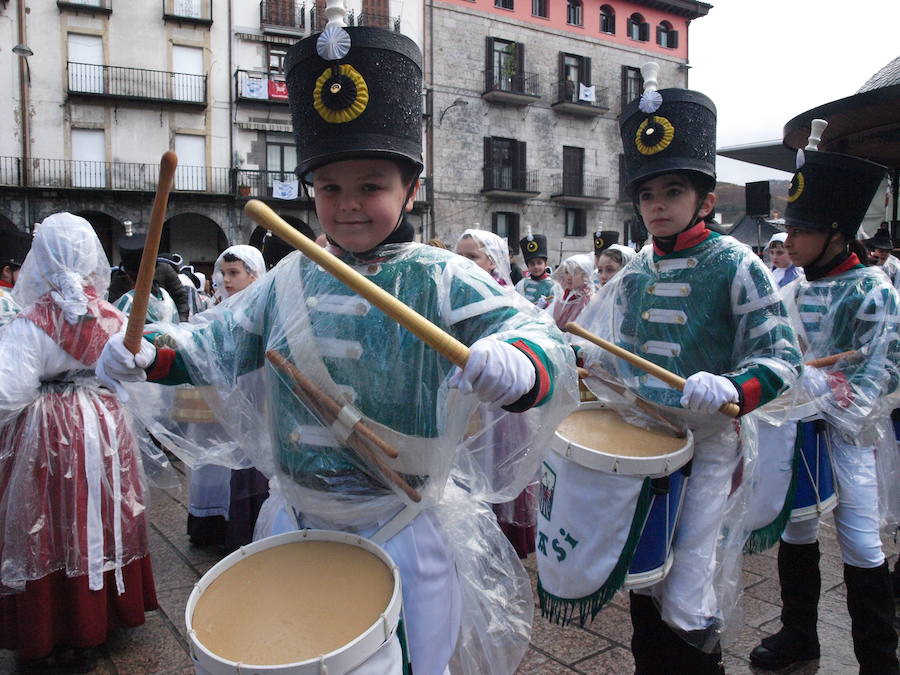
[67,62,207,105]
[235,169,304,200]
[163,0,212,23]
[553,80,609,109]
[261,0,306,30]
[0,157,231,194]
[551,173,610,199]
[483,68,541,98]
[482,167,539,193]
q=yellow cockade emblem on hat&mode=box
[635,116,675,156]
[787,171,805,203]
[526,241,539,252]
[313,64,369,124]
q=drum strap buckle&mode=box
[370,504,421,544]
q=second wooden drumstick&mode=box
[567,322,741,418]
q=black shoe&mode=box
[749,628,820,670]
[844,562,900,675]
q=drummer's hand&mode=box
[681,372,738,414]
[448,338,535,411]
[96,332,156,402]
[801,365,830,398]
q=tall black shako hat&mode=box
[619,62,716,197]
[866,228,894,252]
[593,230,619,255]
[284,7,423,183]
[785,120,885,238]
[262,231,295,269]
[0,229,32,268]
[519,233,548,263]
[117,222,146,274]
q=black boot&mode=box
[630,591,670,675]
[667,633,725,675]
[844,562,900,675]
[749,540,821,670]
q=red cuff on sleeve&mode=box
[147,347,176,381]
[737,376,761,415]
[509,339,552,409]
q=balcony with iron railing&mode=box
[67,62,207,108]
[260,0,307,35]
[482,68,541,105]
[163,0,213,25]
[0,157,231,195]
[549,173,611,206]
[316,9,401,31]
[235,169,305,200]
[235,70,289,105]
[57,0,112,15]
[550,80,609,116]
[481,167,540,200]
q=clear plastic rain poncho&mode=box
[126,241,578,673]
[0,213,157,594]
[210,244,266,303]
[574,232,801,650]
[456,229,513,287]
[550,253,595,333]
[771,264,900,525]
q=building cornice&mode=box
[630,0,712,20]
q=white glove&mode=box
[680,371,738,414]
[801,365,830,398]
[95,332,156,402]
[448,338,536,411]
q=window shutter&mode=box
[517,42,525,81]
[656,25,662,45]
[517,141,527,190]
[609,13,616,34]
[619,153,628,200]
[639,22,649,41]
[620,65,629,109]
[558,52,566,85]
[671,30,679,49]
[582,56,591,86]
[510,214,520,243]
[485,37,494,89]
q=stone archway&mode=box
[74,211,124,265]
[163,212,228,279]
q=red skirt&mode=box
[0,555,158,661]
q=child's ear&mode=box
[404,179,420,212]
[698,191,717,220]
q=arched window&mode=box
[627,13,649,41]
[567,0,582,26]
[657,20,679,48]
[599,4,615,34]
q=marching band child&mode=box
[112,227,180,325]
[577,64,801,672]
[455,228,513,287]
[765,232,802,288]
[549,253,594,332]
[96,11,576,674]
[593,230,636,288]
[0,213,157,671]
[515,231,561,309]
[748,136,900,674]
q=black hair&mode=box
[221,252,253,274]
[597,249,625,266]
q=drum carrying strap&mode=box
[369,505,422,545]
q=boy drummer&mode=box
[578,63,801,672]
[97,8,577,674]
[748,137,900,673]
[515,231,561,309]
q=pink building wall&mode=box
[437,0,691,60]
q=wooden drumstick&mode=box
[567,322,741,418]
[245,200,470,367]
[578,368,685,436]
[266,351,421,503]
[123,151,178,354]
[805,350,857,369]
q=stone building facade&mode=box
[426,0,709,262]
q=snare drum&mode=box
[537,402,692,626]
[186,530,404,674]
[790,419,837,522]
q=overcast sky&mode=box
[688,0,899,185]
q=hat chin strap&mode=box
[808,230,840,269]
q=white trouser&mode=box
[648,422,742,633]
[259,501,461,675]
[782,427,885,568]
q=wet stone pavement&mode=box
[1,458,897,674]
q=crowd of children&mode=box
[0,8,897,675]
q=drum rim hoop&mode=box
[185,529,402,672]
